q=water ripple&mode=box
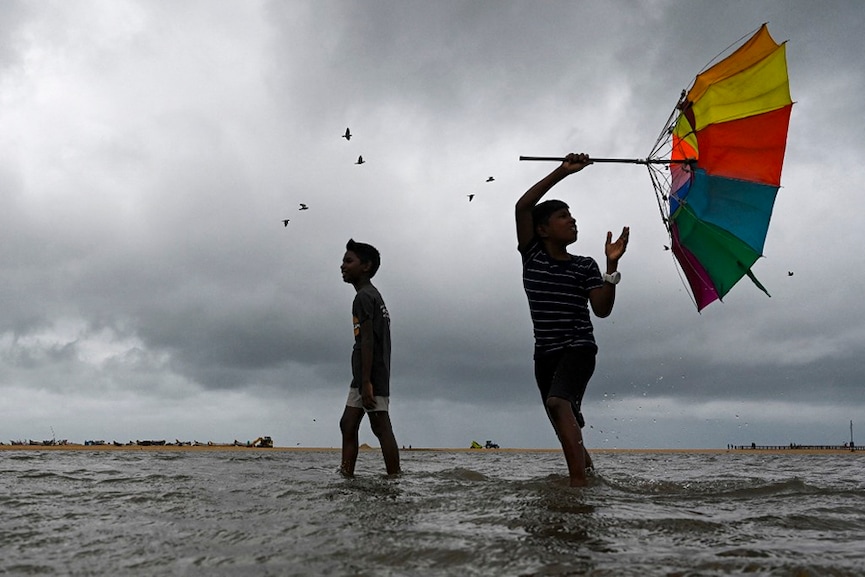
[1,449,863,576]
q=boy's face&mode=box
[538,208,578,245]
[341,250,370,284]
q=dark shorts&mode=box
[534,347,596,428]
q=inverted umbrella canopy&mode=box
[667,24,793,310]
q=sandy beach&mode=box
[0,444,860,455]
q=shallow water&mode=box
[1,449,864,576]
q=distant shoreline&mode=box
[0,444,860,455]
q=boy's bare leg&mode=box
[339,406,364,476]
[545,397,588,487]
[368,411,401,475]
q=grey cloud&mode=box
[1,1,863,448]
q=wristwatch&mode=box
[603,271,621,285]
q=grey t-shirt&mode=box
[350,283,391,397]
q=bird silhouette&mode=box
[355,155,365,165]
[282,219,290,227]
[342,127,352,140]
[663,245,670,251]
[299,203,308,210]
[788,271,794,276]
[467,194,475,202]
[486,176,495,182]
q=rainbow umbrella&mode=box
[521,24,793,311]
[664,24,793,310]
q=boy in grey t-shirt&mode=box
[338,239,400,476]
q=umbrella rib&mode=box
[646,160,704,311]
[694,24,765,76]
[671,251,703,312]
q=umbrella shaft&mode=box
[519,156,690,165]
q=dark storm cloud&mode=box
[1,1,863,447]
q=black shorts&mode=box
[534,347,596,428]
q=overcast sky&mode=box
[2,1,863,450]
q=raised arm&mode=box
[589,227,630,318]
[515,153,593,248]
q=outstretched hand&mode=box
[605,227,630,263]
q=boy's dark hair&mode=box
[532,199,569,233]
[346,239,381,278]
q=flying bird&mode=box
[355,155,365,165]
[342,127,352,140]
[467,194,475,202]
[486,176,495,182]
[282,219,290,227]
[299,203,309,210]
[788,271,794,276]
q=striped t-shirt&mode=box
[520,238,604,356]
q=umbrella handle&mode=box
[519,156,693,165]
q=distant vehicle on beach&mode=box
[250,436,274,448]
[469,440,501,449]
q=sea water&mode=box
[1,449,863,576]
